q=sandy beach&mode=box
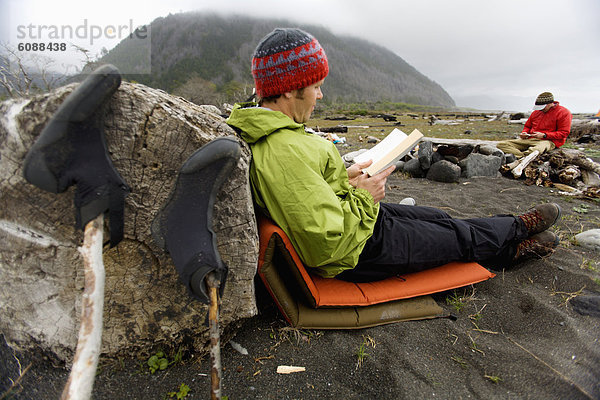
[1,173,599,400]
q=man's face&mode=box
[288,79,324,124]
[542,103,554,112]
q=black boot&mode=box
[23,64,130,247]
[152,137,241,303]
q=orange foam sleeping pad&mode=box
[257,216,495,308]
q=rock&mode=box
[0,82,258,362]
[478,144,503,158]
[426,160,461,183]
[432,151,444,164]
[570,294,600,318]
[504,153,517,164]
[418,140,433,170]
[576,134,597,144]
[574,229,600,251]
[403,158,425,178]
[198,104,222,116]
[399,197,416,206]
[341,149,368,167]
[459,153,502,178]
[394,160,405,172]
[436,144,474,160]
[444,155,459,165]
[581,170,600,186]
[367,136,379,143]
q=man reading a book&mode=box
[227,28,561,282]
[497,92,572,158]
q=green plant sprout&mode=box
[167,383,190,399]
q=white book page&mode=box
[353,128,407,165]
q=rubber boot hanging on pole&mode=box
[152,136,241,399]
[22,64,129,400]
[23,63,130,247]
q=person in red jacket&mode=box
[498,92,572,158]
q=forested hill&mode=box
[101,12,455,108]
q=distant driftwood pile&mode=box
[501,120,600,198]
[501,148,600,198]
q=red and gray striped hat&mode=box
[252,28,329,98]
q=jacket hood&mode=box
[226,102,304,144]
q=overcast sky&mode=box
[2,0,599,113]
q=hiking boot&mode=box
[518,203,561,236]
[513,231,559,262]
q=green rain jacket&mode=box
[227,102,379,278]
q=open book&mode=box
[353,128,424,176]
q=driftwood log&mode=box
[510,147,600,199]
[0,82,258,363]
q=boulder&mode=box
[459,153,502,178]
[394,160,406,172]
[436,144,474,160]
[403,158,425,178]
[570,294,600,318]
[432,151,444,164]
[575,229,600,252]
[478,144,503,158]
[418,140,433,170]
[0,82,258,362]
[426,160,461,183]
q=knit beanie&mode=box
[533,92,554,110]
[252,28,329,98]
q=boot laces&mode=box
[520,210,543,231]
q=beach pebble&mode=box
[574,229,600,251]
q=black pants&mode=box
[337,203,528,282]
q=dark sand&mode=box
[2,175,599,399]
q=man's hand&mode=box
[347,160,372,187]
[354,165,396,203]
[520,131,545,139]
[519,132,531,139]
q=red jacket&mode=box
[523,102,572,148]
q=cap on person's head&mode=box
[252,28,329,98]
[532,92,554,110]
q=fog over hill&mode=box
[101,12,455,108]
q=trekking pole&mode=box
[206,271,222,400]
[61,214,105,400]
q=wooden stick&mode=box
[512,150,539,178]
[61,214,105,400]
[0,362,31,399]
[206,272,222,400]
